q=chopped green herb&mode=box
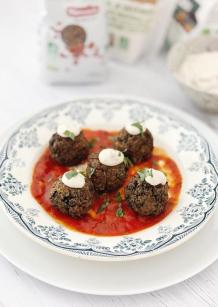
[97,198,110,214]
[88,167,95,178]
[124,156,133,168]
[115,192,125,217]
[116,204,124,217]
[137,168,153,181]
[118,151,122,157]
[116,191,123,203]
[64,130,75,140]
[162,170,168,177]
[131,122,144,136]
[108,136,115,142]
[137,169,146,181]
[145,168,153,178]
[79,170,86,177]
[152,160,159,168]
[65,170,78,180]
[88,137,99,149]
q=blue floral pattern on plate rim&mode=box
[0,96,217,261]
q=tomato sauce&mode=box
[31,129,182,236]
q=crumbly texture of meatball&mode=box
[114,128,153,164]
[125,175,168,216]
[49,132,89,166]
[87,152,127,193]
[50,177,94,218]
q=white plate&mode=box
[0,100,218,295]
[0,96,218,261]
[0,201,218,295]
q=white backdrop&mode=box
[0,1,218,306]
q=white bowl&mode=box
[0,96,217,261]
[168,35,218,112]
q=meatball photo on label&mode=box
[87,148,127,193]
[49,122,89,166]
[50,170,94,218]
[125,168,168,216]
[114,122,153,164]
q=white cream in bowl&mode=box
[177,51,218,96]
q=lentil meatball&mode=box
[49,132,89,166]
[87,152,127,193]
[114,128,153,164]
[50,177,94,218]
[125,174,168,216]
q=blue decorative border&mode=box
[0,97,217,259]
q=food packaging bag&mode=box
[167,0,218,47]
[41,0,107,84]
[107,0,158,64]
[107,0,178,64]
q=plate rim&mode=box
[0,204,218,295]
[0,94,217,262]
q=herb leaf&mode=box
[88,167,95,178]
[108,136,115,142]
[116,191,123,203]
[152,160,158,168]
[116,204,124,217]
[64,130,75,140]
[88,137,99,149]
[124,156,133,168]
[115,192,124,217]
[65,170,78,180]
[97,198,110,214]
[79,170,86,176]
[145,168,153,177]
[137,168,153,181]
[137,170,145,181]
[131,122,144,136]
